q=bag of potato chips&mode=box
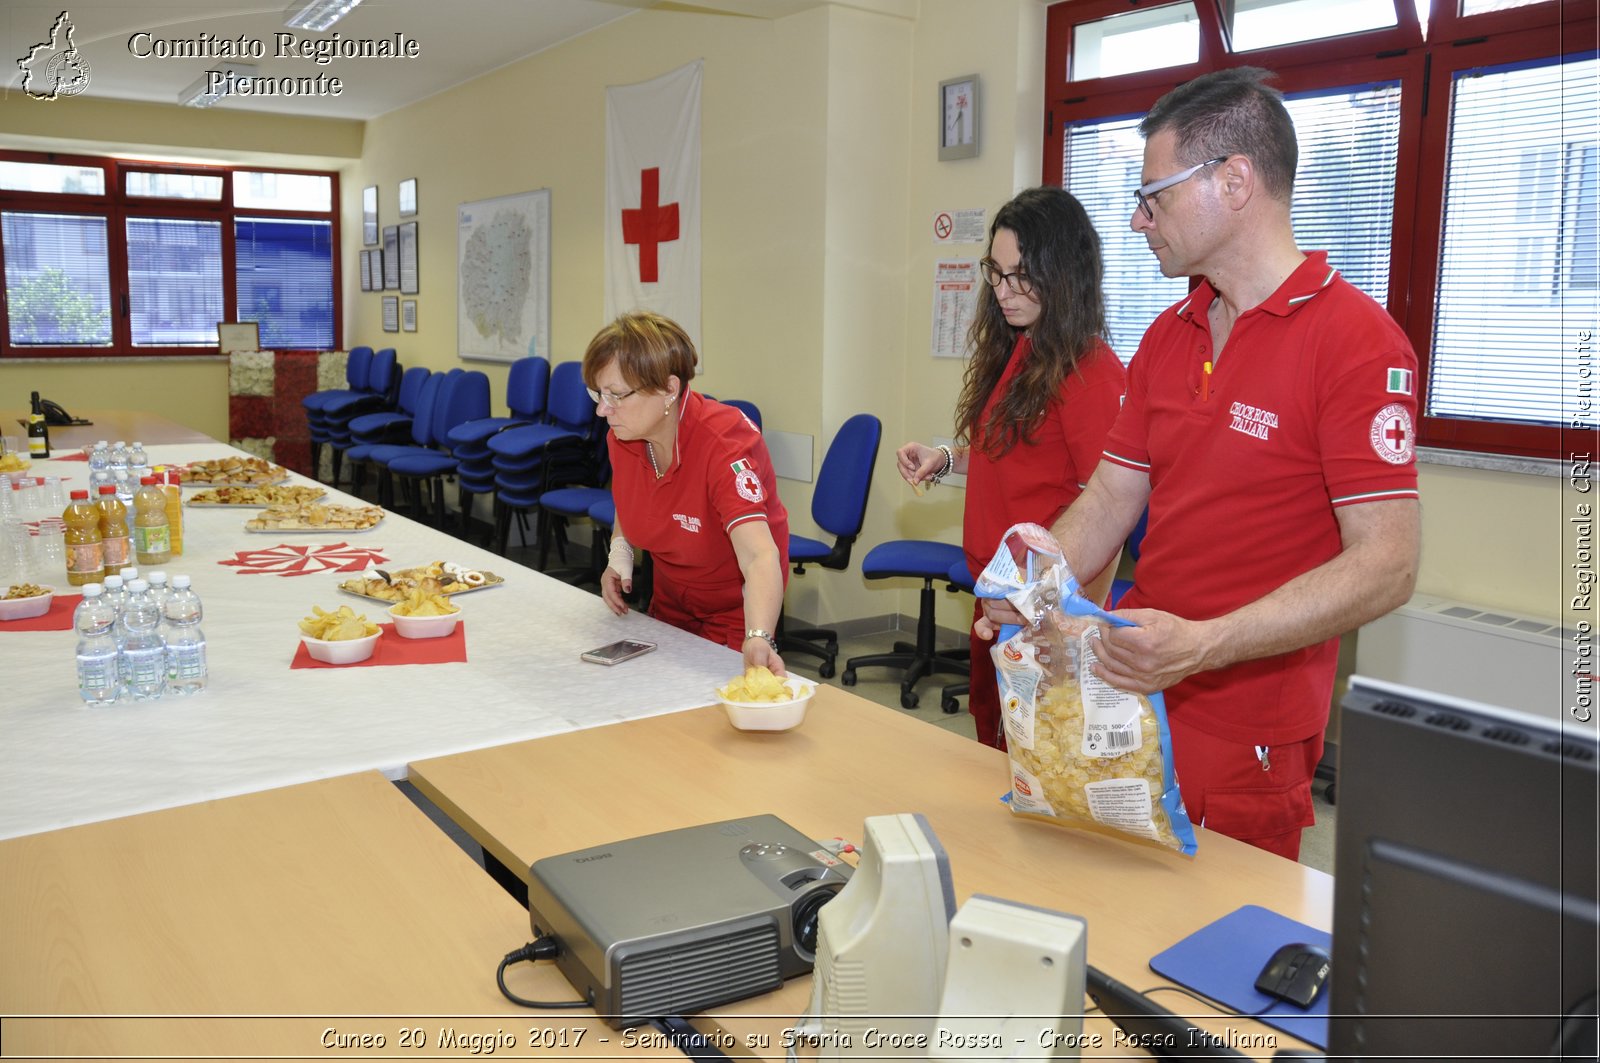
[976,523,1197,855]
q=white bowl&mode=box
[301,629,380,664]
[718,676,817,732]
[0,585,54,621]
[387,601,461,639]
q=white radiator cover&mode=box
[1356,594,1591,730]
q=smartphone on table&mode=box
[580,639,657,666]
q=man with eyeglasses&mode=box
[982,67,1420,860]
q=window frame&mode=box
[1044,0,1594,461]
[0,150,342,358]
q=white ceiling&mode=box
[4,0,661,120]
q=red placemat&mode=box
[1,593,80,632]
[290,622,467,669]
[52,452,88,462]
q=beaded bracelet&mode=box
[929,444,954,485]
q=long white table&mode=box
[1,441,738,841]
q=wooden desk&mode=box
[0,771,669,1060]
[11,408,213,450]
[409,686,1333,1060]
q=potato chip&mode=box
[391,583,459,617]
[719,666,790,702]
[299,604,379,641]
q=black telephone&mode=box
[37,397,83,426]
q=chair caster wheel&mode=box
[941,697,960,714]
[901,690,919,710]
[818,661,835,679]
[841,670,857,686]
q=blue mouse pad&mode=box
[1148,904,1330,1050]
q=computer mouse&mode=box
[1254,942,1331,1008]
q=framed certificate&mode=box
[398,177,417,217]
[401,299,417,332]
[382,225,400,290]
[382,295,399,333]
[938,75,979,161]
[362,185,378,246]
[398,221,418,294]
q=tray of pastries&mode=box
[245,501,384,532]
[186,484,327,507]
[338,561,503,602]
[181,456,289,486]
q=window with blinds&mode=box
[1,211,112,346]
[1428,54,1599,429]
[126,218,224,346]
[236,218,334,349]
[1063,82,1401,360]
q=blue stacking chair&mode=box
[321,348,398,487]
[358,369,459,511]
[486,362,600,555]
[446,356,551,536]
[303,345,373,477]
[778,413,882,678]
[842,539,971,709]
[344,366,432,499]
[536,482,613,581]
[722,398,762,432]
[382,370,490,524]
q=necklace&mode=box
[646,441,662,479]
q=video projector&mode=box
[527,814,853,1028]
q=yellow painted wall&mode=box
[0,0,1570,631]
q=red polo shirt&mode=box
[609,391,789,648]
[1102,252,1419,745]
[963,335,1126,580]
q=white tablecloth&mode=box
[0,443,739,840]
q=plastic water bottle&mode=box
[113,471,135,534]
[147,569,170,611]
[162,575,207,697]
[75,583,120,706]
[108,441,129,478]
[102,573,127,620]
[128,441,148,469]
[89,440,109,474]
[117,579,166,701]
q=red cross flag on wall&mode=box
[605,60,702,350]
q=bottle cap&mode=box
[149,571,167,584]
[82,583,103,597]
[126,579,149,593]
[70,489,88,499]
[98,484,116,495]
[140,475,157,485]
[172,575,191,589]
[104,575,124,589]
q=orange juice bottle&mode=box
[155,466,183,556]
[132,476,171,565]
[96,484,131,577]
[63,489,104,586]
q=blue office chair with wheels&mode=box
[778,413,882,678]
[938,559,977,715]
[842,539,970,709]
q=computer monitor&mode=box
[1331,677,1599,1059]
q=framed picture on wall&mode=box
[401,299,417,332]
[398,177,417,217]
[362,185,378,246]
[938,74,979,161]
[359,250,372,292]
[383,225,400,290]
[398,221,418,294]
[382,296,399,333]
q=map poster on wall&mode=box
[457,188,551,364]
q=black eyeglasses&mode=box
[979,258,1036,296]
[1133,155,1229,222]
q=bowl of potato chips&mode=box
[716,666,817,732]
[299,604,382,664]
[387,584,461,639]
